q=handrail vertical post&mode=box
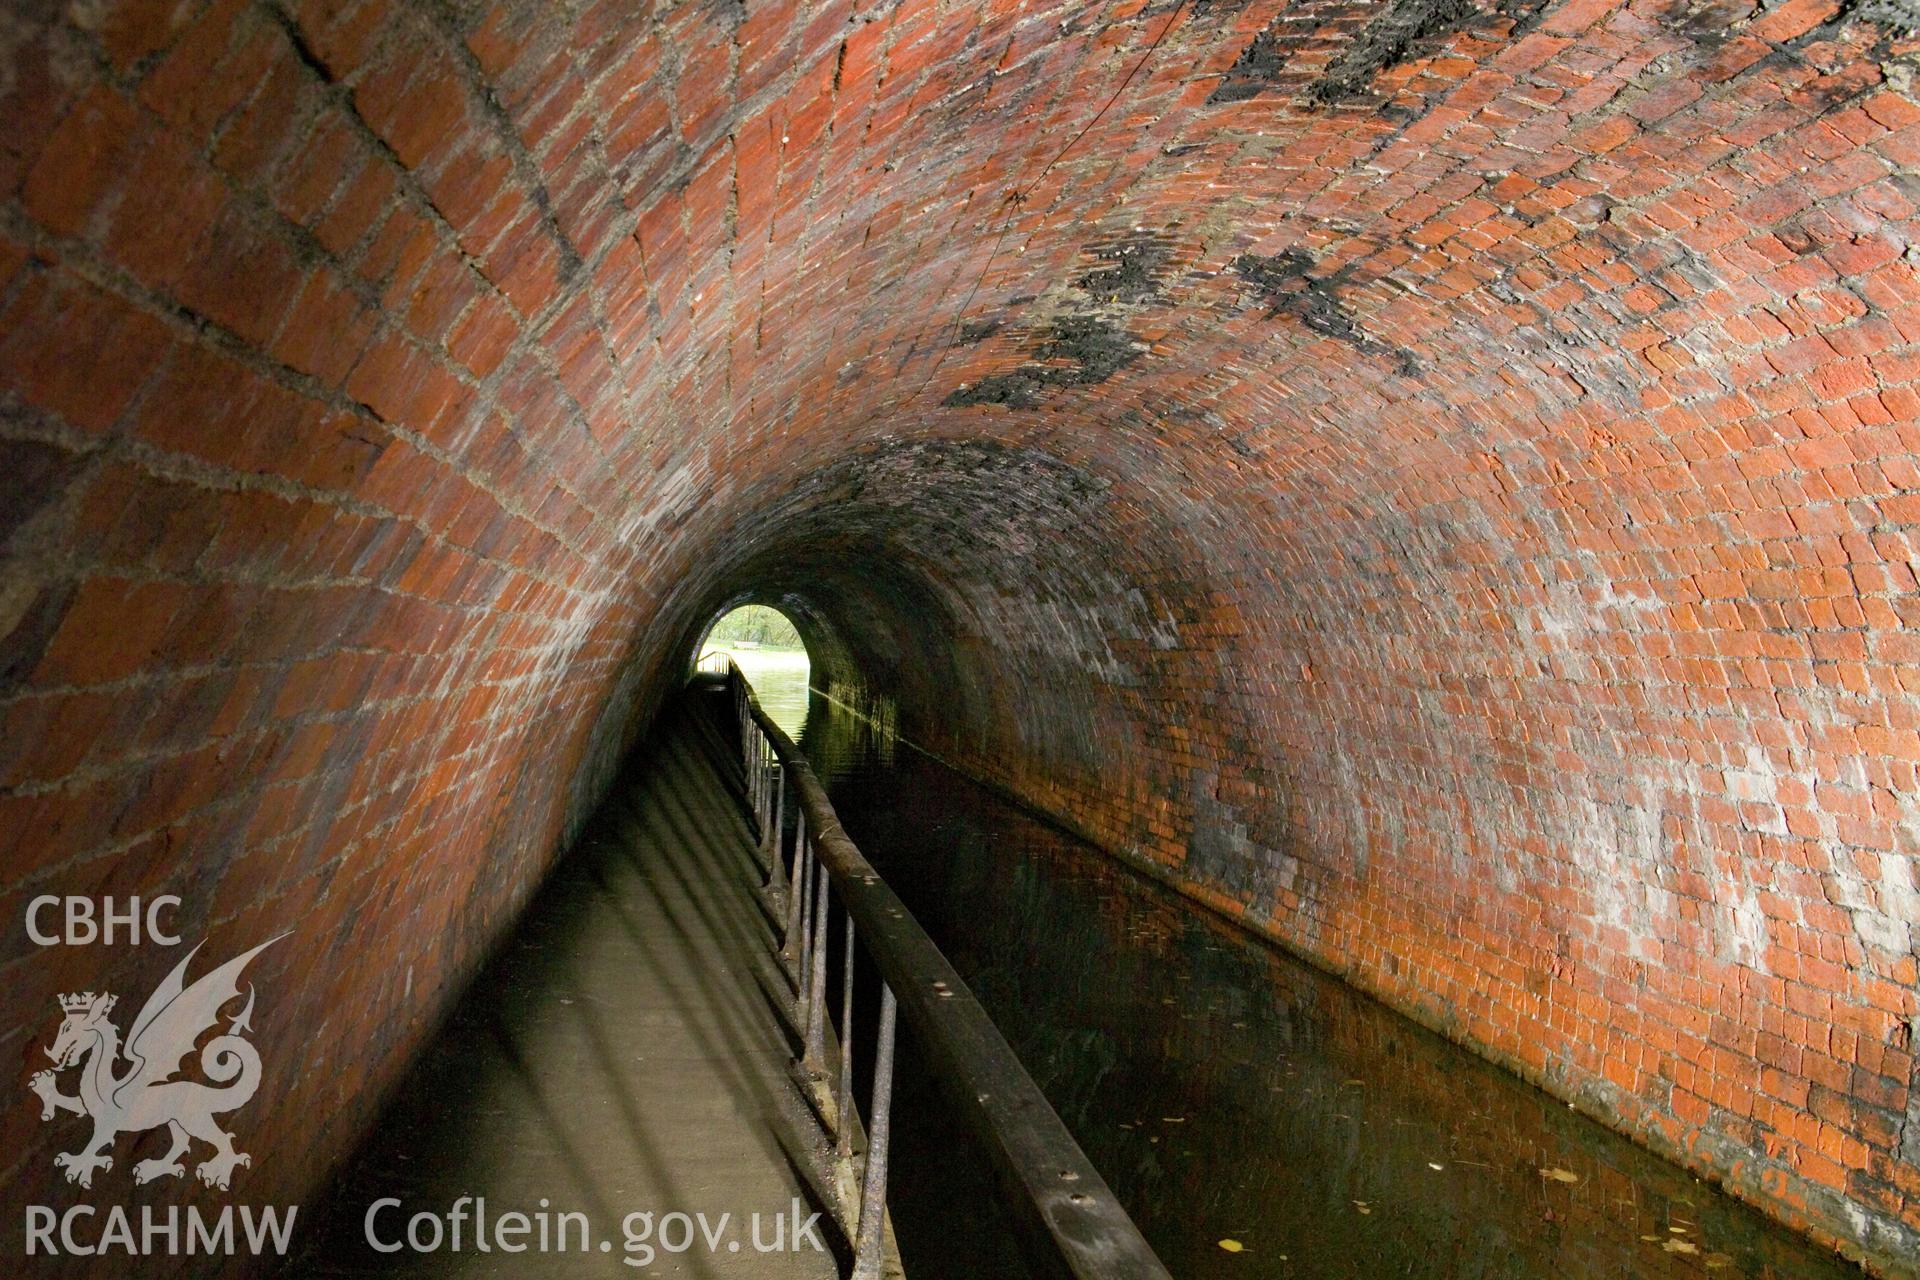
[785,804,804,899]
[797,834,815,1015]
[784,816,808,967]
[852,984,897,1280]
[837,910,855,1158]
[768,757,785,873]
[805,860,829,1069]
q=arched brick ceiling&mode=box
[2,0,1917,1269]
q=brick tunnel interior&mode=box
[3,0,1920,1273]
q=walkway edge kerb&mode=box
[731,674,1173,1280]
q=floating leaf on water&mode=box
[1540,1167,1580,1183]
[1704,1253,1734,1269]
[1353,1201,1371,1215]
[1668,1225,1688,1234]
[1428,1162,1444,1171]
[1217,1239,1245,1253]
[1661,1239,1700,1255]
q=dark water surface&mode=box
[772,687,1859,1280]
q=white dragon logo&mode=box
[27,935,283,1191]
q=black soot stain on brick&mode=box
[1494,0,1556,36]
[1209,24,1286,103]
[1044,314,1144,381]
[1077,236,1174,304]
[1211,0,1500,107]
[1831,0,1920,36]
[1233,249,1420,376]
[1308,0,1479,103]
[1649,0,1761,51]
[945,315,1145,408]
[954,318,1002,345]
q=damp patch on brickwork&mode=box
[1231,250,1420,375]
[1187,778,1262,898]
[0,436,84,545]
[1187,774,1300,906]
[1307,0,1479,103]
[0,435,87,686]
[743,441,1115,593]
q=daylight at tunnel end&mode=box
[2,0,1920,1275]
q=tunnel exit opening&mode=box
[696,604,812,737]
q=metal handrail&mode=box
[707,659,1172,1280]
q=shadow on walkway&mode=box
[290,692,842,1278]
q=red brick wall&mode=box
[3,0,1917,1273]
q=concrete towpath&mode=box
[297,689,843,1278]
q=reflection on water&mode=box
[796,696,1857,1280]
[703,645,811,737]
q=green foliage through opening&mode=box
[703,605,803,650]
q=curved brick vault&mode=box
[3,0,1919,1270]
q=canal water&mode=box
[726,654,1858,1280]
[703,645,812,736]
